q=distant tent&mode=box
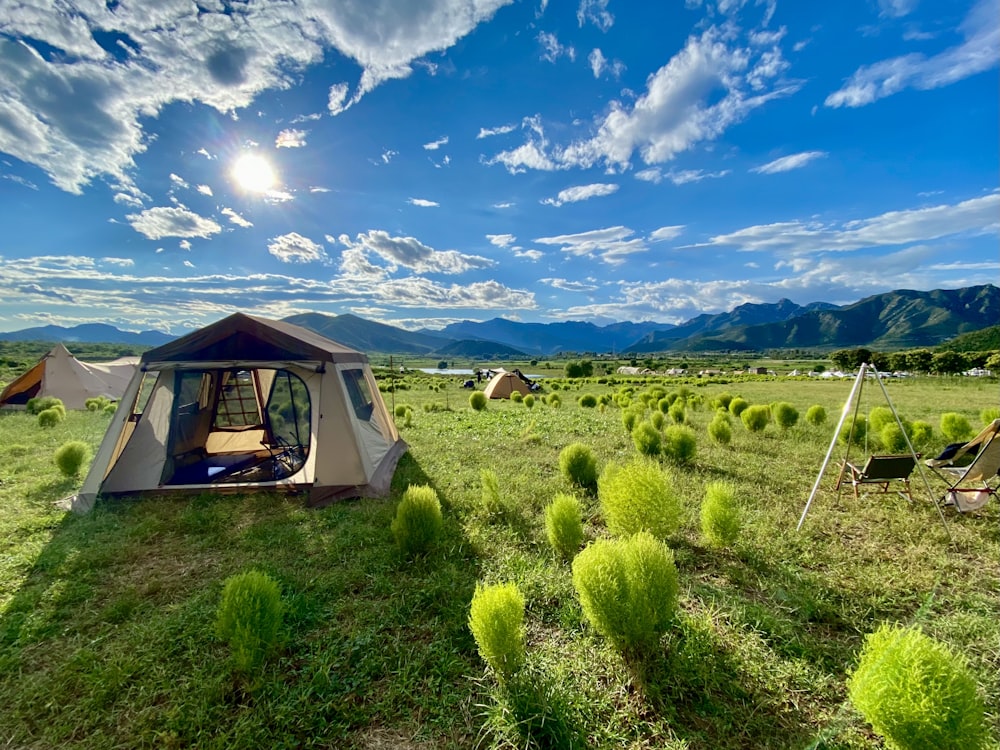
[65,313,405,512]
[483,369,532,399]
[0,343,138,410]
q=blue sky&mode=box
[0,0,997,335]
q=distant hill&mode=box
[281,312,446,354]
[0,323,173,347]
[433,318,666,356]
[669,285,1000,352]
[432,339,529,359]
[937,325,1000,352]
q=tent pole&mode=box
[797,364,867,531]
[869,367,952,543]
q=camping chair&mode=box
[836,454,918,502]
[929,427,1000,513]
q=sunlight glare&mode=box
[231,153,276,193]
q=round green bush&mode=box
[909,420,933,450]
[839,415,868,447]
[667,402,685,424]
[578,393,598,408]
[598,458,681,539]
[468,582,525,682]
[847,623,988,750]
[771,402,799,429]
[37,407,65,428]
[547,393,562,408]
[805,404,827,427]
[523,394,535,409]
[544,493,584,561]
[939,412,972,443]
[26,396,65,415]
[981,407,1000,425]
[622,406,643,434]
[662,424,697,464]
[571,532,679,654]
[728,397,749,417]
[390,484,443,557]
[102,402,117,416]
[559,442,598,490]
[469,391,488,411]
[632,421,662,457]
[650,411,665,430]
[868,406,896,433]
[740,404,770,433]
[54,441,91,477]
[713,391,734,410]
[510,391,523,403]
[394,404,409,417]
[215,569,284,675]
[880,422,910,453]
[701,481,741,548]
[708,415,732,446]
[85,396,111,412]
[657,397,671,414]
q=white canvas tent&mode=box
[0,343,138,410]
[66,313,406,512]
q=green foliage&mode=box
[547,393,562,408]
[523,394,535,409]
[468,582,526,682]
[868,406,896,434]
[847,623,988,750]
[544,493,584,561]
[981,407,1000,425]
[668,402,686,424]
[598,458,681,539]
[741,404,770,433]
[215,570,283,675]
[805,404,827,427]
[26,396,65,415]
[879,422,910,453]
[771,402,799,429]
[708,414,732,445]
[662,424,697,464]
[510,391,523,403]
[390,484,443,557]
[713,391,734,410]
[37,407,64,428]
[480,468,507,518]
[571,532,679,654]
[649,410,665,430]
[394,404,409,417]
[559,442,598,490]
[621,406,643,433]
[577,393,598,408]
[908,420,933,450]
[54,440,91,477]
[700,481,741,548]
[85,396,112,412]
[469,391,488,411]
[728,397,749,417]
[631,421,662,457]
[939,412,972,443]
[839,415,868,447]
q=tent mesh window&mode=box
[215,370,263,428]
[341,368,375,421]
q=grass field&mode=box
[1,373,998,749]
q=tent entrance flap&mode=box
[163,367,311,486]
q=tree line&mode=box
[829,348,998,374]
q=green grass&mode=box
[1,374,999,748]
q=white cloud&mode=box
[588,48,625,79]
[534,226,647,265]
[487,233,516,247]
[878,0,918,18]
[538,31,576,63]
[267,232,328,263]
[826,0,999,107]
[493,201,515,208]
[328,83,350,115]
[221,207,253,228]
[0,0,513,193]
[342,230,495,274]
[477,123,517,139]
[423,136,449,150]
[197,184,213,196]
[752,151,827,174]
[408,198,440,207]
[542,277,599,292]
[577,0,614,31]
[127,206,222,240]
[380,149,398,164]
[635,167,731,184]
[650,225,685,241]
[276,129,308,148]
[169,173,189,190]
[514,248,544,261]
[541,182,619,206]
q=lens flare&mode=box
[231,153,276,193]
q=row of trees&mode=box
[829,348,998,375]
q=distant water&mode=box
[416,368,544,378]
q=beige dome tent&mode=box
[483,369,533,399]
[66,313,405,512]
[0,343,138,410]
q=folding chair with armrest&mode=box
[836,454,919,502]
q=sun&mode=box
[231,153,276,193]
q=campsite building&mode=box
[67,313,405,512]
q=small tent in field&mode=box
[483,369,532,399]
[66,313,405,512]
[0,344,138,410]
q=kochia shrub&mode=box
[546,393,562,408]
[771,402,798,429]
[981,407,1000,425]
[700,482,741,548]
[85,396,112,412]
[390,484,443,557]
[728,397,749,417]
[662,425,697,464]
[469,391,488,411]
[939,412,972,443]
[523,394,535,409]
[544,493,584,561]
[394,404,409,417]
[805,404,827,427]
[868,406,896,434]
[26,396,64,415]
[37,407,65,428]
[54,441,91,477]
[708,415,732,446]
[468,582,526,682]
[741,404,770,433]
[510,391,523,403]
[839,415,868,447]
[847,623,988,750]
[909,420,933,450]
[480,468,509,518]
[713,391,734,411]
[650,411,665,430]
[631,421,662,457]
[215,570,283,675]
[622,406,643,434]
[571,532,679,654]
[578,393,598,408]
[667,402,686,424]
[559,442,598,490]
[598,458,681,539]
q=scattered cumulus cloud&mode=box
[534,225,647,265]
[197,184,213,196]
[127,206,222,240]
[380,149,398,164]
[542,277,599,292]
[408,198,440,207]
[169,173,189,190]
[577,0,614,31]
[752,151,827,174]
[477,123,517,139]
[328,83,350,115]
[486,234,516,247]
[635,167,731,185]
[541,182,619,206]
[221,207,253,228]
[275,128,308,148]
[340,230,495,274]
[538,31,576,63]
[650,225,685,241]
[423,136,449,150]
[588,48,625,78]
[267,232,328,263]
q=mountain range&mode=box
[1,285,996,356]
